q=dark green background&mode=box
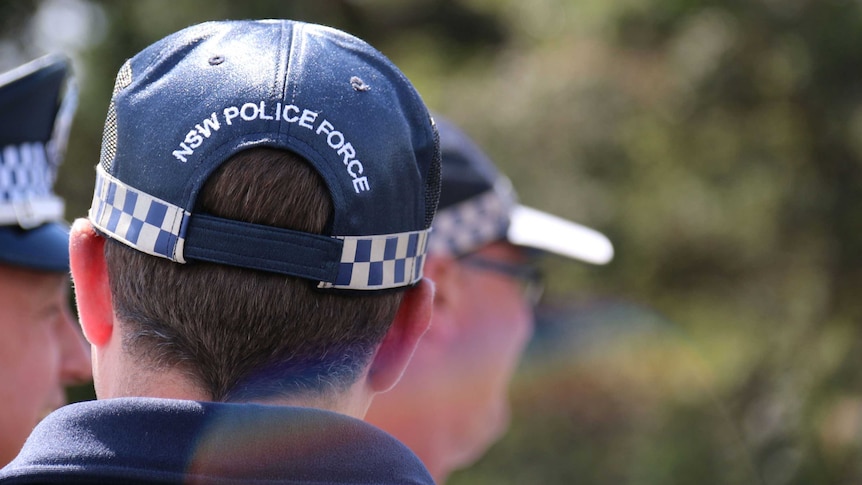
[4,1,862,483]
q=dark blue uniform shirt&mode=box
[0,397,434,484]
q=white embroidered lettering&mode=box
[346,159,363,177]
[337,143,355,165]
[327,131,345,150]
[195,112,221,138]
[283,105,300,122]
[240,103,258,121]
[172,102,371,192]
[172,143,194,162]
[223,106,239,125]
[352,177,370,193]
[258,101,274,120]
[316,119,334,135]
[298,109,317,129]
[185,130,203,149]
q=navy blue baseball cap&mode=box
[428,115,613,265]
[0,54,76,272]
[90,20,441,290]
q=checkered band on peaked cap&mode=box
[0,54,77,272]
[428,115,614,265]
[90,19,441,290]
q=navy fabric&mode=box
[0,222,69,272]
[434,115,501,211]
[184,214,342,281]
[0,398,435,485]
[0,56,66,146]
[0,55,73,272]
[93,19,440,289]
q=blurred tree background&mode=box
[3,0,862,483]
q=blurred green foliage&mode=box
[4,0,862,483]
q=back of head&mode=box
[105,148,405,401]
[94,19,441,402]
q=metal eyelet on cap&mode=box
[350,76,370,92]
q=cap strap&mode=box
[325,230,429,290]
[90,165,188,261]
[184,214,342,282]
[91,165,430,290]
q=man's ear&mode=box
[417,254,462,341]
[69,218,114,348]
[423,254,457,304]
[366,277,434,393]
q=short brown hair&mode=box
[105,148,403,401]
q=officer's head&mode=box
[0,54,91,466]
[70,20,441,403]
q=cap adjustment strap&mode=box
[326,231,429,290]
[90,165,187,261]
[184,214,342,282]
[90,165,430,290]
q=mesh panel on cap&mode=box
[99,60,132,173]
[99,103,117,173]
[423,122,441,229]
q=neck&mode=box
[367,405,453,483]
[94,351,375,419]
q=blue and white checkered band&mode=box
[91,165,431,290]
[0,142,65,228]
[324,230,429,290]
[427,179,516,257]
[90,165,189,262]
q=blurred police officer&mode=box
[0,54,92,466]
[367,115,614,483]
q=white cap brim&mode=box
[507,205,614,265]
